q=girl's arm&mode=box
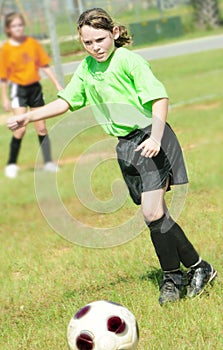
[7,98,69,131]
[1,79,11,112]
[135,98,168,158]
[150,97,168,144]
[41,65,64,91]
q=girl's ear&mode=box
[113,26,120,40]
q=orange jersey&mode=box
[0,36,51,85]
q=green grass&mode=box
[0,49,223,349]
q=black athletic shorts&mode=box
[10,81,45,108]
[116,123,188,205]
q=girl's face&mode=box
[80,25,119,62]
[6,16,25,40]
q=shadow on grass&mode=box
[63,274,135,299]
[64,268,164,300]
[139,267,163,287]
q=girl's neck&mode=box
[8,36,26,46]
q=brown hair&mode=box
[77,8,132,48]
[4,12,25,37]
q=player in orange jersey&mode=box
[0,12,63,178]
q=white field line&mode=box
[169,94,221,109]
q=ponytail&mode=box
[115,25,132,47]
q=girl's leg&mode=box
[33,114,58,172]
[33,115,58,172]
[142,187,200,270]
[33,115,52,164]
[142,188,200,304]
[5,107,26,178]
[142,188,183,272]
[142,188,216,303]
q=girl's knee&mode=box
[142,205,164,223]
[14,127,26,139]
[34,120,47,135]
[36,127,47,136]
[141,189,166,223]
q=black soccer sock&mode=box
[7,136,22,164]
[38,134,52,163]
[147,215,200,271]
[147,215,180,271]
[168,218,200,268]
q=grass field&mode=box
[0,48,223,349]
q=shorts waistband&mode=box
[11,81,40,88]
[118,125,152,141]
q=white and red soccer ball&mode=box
[67,300,139,350]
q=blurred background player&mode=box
[0,12,63,178]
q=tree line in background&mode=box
[191,0,221,28]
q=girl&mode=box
[7,8,216,304]
[0,12,63,178]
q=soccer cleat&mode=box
[187,261,217,298]
[5,164,19,178]
[159,271,184,305]
[43,162,59,173]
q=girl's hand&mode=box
[7,114,30,131]
[135,136,161,158]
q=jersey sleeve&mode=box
[0,46,8,80]
[57,61,87,111]
[128,52,168,105]
[33,39,51,67]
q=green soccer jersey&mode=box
[58,47,168,137]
